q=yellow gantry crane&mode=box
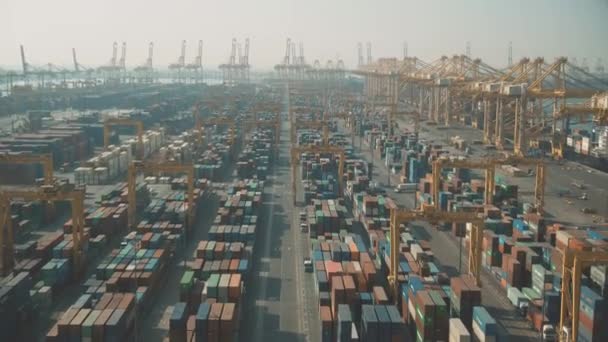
[431,156,546,214]
[0,183,85,276]
[103,118,144,158]
[201,117,237,146]
[557,92,608,126]
[388,206,485,298]
[291,145,345,205]
[0,152,54,185]
[250,102,283,122]
[432,157,496,208]
[242,118,281,146]
[291,119,330,146]
[0,152,56,216]
[127,161,195,229]
[560,249,608,342]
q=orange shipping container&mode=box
[69,308,90,341]
[208,303,223,342]
[92,309,113,342]
[229,259,239,273]
[220,303,236,342]
[325,261,343,287]
[342,275,357,305]
[228,274,242,302]
[348,242,359,261]
[320,306,333,342]
[187,315,196,332]
[331,276,345,318]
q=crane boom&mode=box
[111,42,118,67]
[147,42,154,68]
[72,48,79,72]
[20,45,28,75]
[180,40,186,67]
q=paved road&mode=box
[340,121,541,341]
[239,115,318,342]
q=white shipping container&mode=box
[582,137,590,155]
[449,318,471,342]
[484,82,503,93]
[556,231,572,247]
[411,244,424,261]
[598,127,608,151]
[408,297,415,320]
[95,167,108,184]
[595,94,608,109]
[591,265,607,286]
[472,319,496,342]
[89,171,99,185]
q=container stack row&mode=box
[168,125,274,342]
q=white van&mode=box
[394,183,417,193]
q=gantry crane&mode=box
[134,42,154,83]
[557,92,608,126]
[291,119,330,146]
[201,117,237,146]
[192,102,205,151]
[0,183,85,276]
[186,40,203,83]
[388,206,485,299]
[559,248,608,342]
[242,119,281,146]
[71,48,95,87]
[103,118,144,159]
[431,156,546,214]
[0,152,56,216]
[291,145,345,205]
[327,111,355,146]
[250,101,283,122]
[431,157,496,209]
[127,161,195,229]
[169,40,187,83]
[0,153,54,185]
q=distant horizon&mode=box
[3,0,607,71]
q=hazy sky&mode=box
[2,0,607,71]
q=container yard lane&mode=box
[342,120,541,341]
[240,116,317,342]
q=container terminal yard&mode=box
[2,6,608,342]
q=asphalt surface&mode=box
[239,117,318,342]
[340,120,541,341]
